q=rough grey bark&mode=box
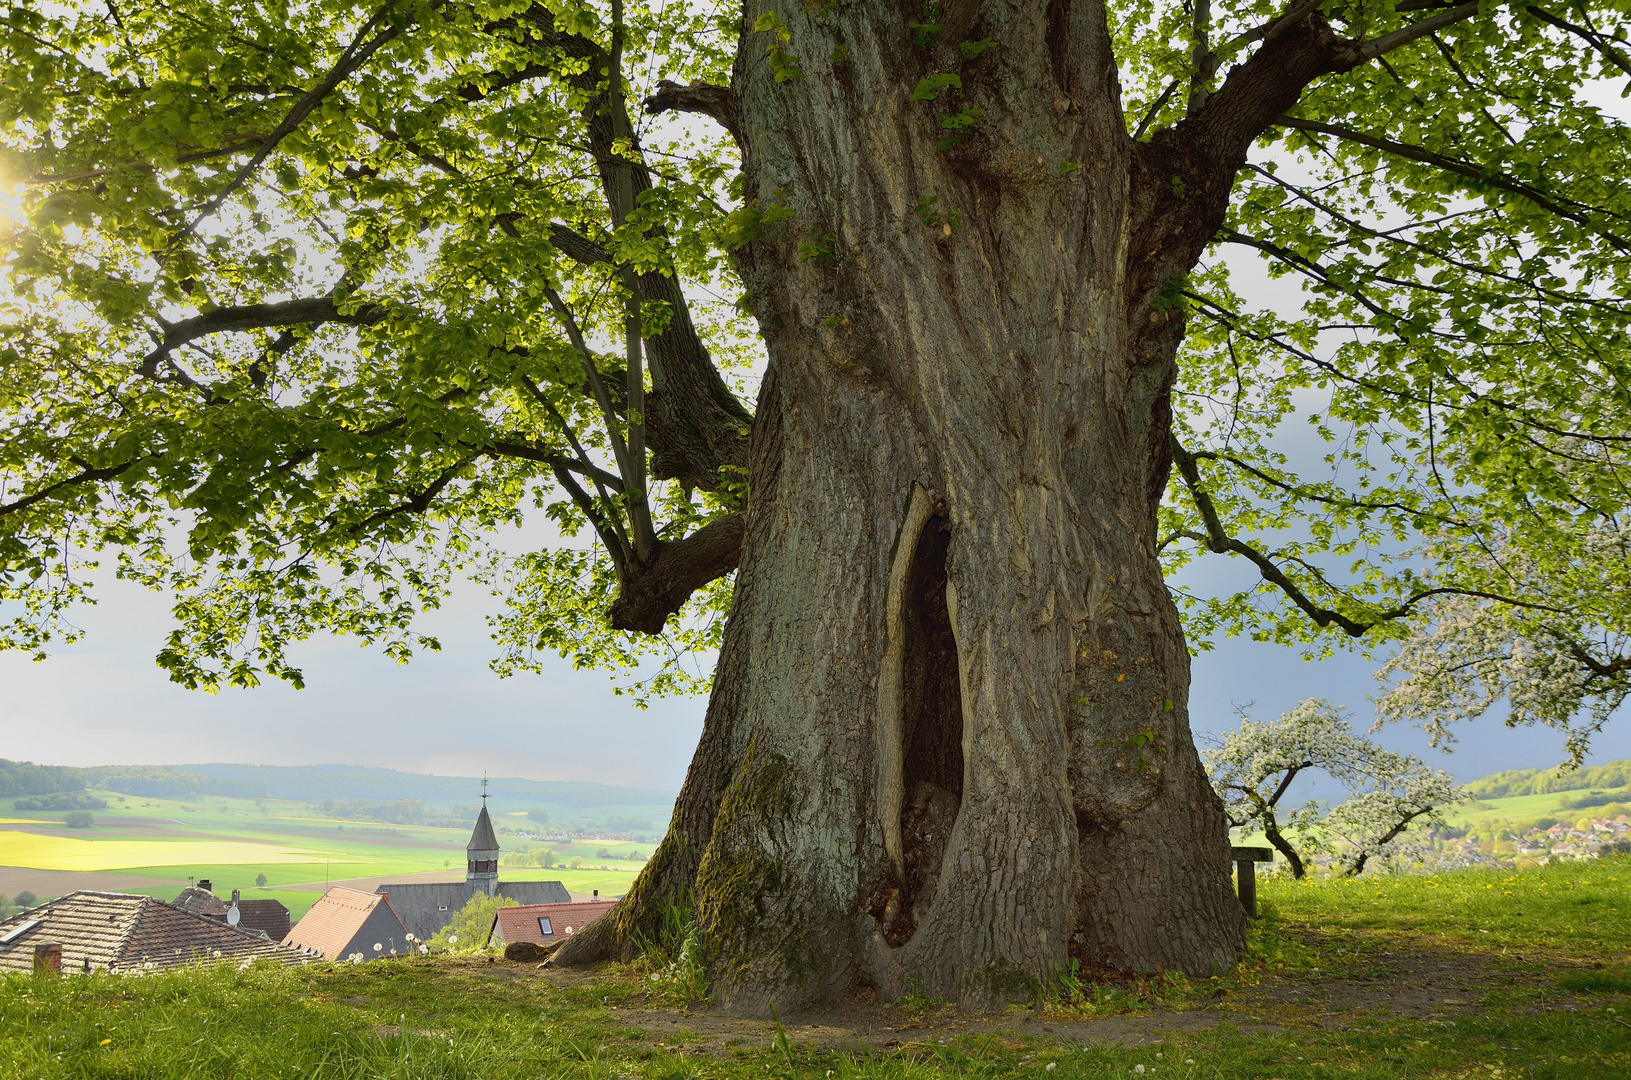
[559,0,1392,1011]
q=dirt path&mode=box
[496,933,1582,1051]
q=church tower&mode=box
[466,778,500,896]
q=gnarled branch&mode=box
[608,512,744,633]
[643,80,740,143]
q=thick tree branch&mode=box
[643,80,740,143]
[495,3,751,491]
[138,296,384,381]
[607,512,744,634]
[1127,0,1497,343]
[546,221,612,265]
[1352,0,1482,61]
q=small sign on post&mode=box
[1230,846,1274,918]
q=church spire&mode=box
[465,781,500,896]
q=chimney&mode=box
[593,889,598,898]
[33,942,62,975]
[231,889,240,902]
[197,879,213,893]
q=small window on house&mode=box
[537,917,553,936]
[438,905,449,912]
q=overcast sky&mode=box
[2,532,1624,795]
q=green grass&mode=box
[1260,855,1631,955]
[2,858,1628,1078]
[1558,968,1631,993]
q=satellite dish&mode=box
[226,905,240,926]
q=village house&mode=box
[172,880,292,940]
[282,887,412,961]
[0,891,305,974]
[485,899,617,950]
[372,796,568,941]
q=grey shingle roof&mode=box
[0,892,306,974]
[378,881,569,940]
[466,805,500,852]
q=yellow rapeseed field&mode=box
[0,830,346,871]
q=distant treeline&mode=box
[181,763,675,809]
[13,793,107,811]
[1466,758,1631,799]
[1,758,674,815]
[1558,788,1631,811]
[313,798,476,828]
[0,760,82,797]
[0,759,264,799]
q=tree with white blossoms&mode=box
[1206,699,1468,878]
[1377,520,1631,768]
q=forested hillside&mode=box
[0,760,82,798]
[0,760,265,799]
[180,763,674,808]
[0,758,674,812]
[1467,759,1631,799]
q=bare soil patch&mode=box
[0,866,178,897]
[1240,928,1571,1026]
[489,934,1588,1051]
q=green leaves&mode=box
[0,0,748,694]
[752,11,803,82]
[911,72,961,101]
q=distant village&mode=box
[1447,814,1631,867]
[0,797,613,975]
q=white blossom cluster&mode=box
[1205,699,1469,876]
[1376,521,1631,766]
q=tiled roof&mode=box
[284,887,407,960]
[491,901,617,945]
[171,887,229,917]
[0,892,306,974]
[234,899,291,940]
[171,888,290,940]
[467,805,499,851]
[378,880,569,940]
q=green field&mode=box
[1444,788,1623,827]
[1,856,1627,1079]
[0,791,652,919]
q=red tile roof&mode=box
[490,901,616,946]
[283,887,407,960]
[0,892,305,974]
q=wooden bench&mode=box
[1231,846,1274,918]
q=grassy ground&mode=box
[1259,856,1630,955]
[2,857,1627,1078]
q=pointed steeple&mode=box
[465,779,501,896]
[466,804,499,852]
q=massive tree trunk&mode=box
[552,0,1371,1011]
